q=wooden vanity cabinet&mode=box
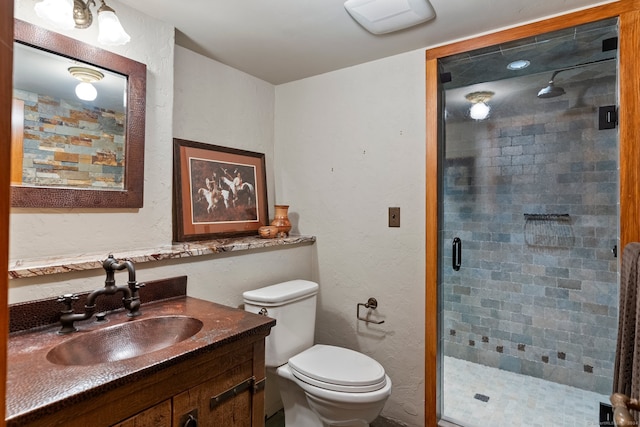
[173,359,255,427]
[110,339,267,427]
[18,334,268,427]
[114,354,258,427]
[113,399,172,427]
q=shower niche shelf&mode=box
[523,213,570,221]
[523,213,574,248]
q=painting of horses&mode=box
[173,138,268,242]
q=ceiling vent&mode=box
[344,0,436,34]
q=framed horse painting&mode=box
[172,138,268,242]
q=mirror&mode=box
[11,19,146,208]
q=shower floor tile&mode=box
[443,356,609,427]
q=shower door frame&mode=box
[424,2,640,426]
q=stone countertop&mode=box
[6,296,276,425]
[9,235,316,279]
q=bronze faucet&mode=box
[57,254,143,334]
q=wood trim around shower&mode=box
[424,2,640,426]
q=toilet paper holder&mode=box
[357,297,385,324]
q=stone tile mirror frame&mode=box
[11,19,146,208]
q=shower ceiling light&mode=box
[507,59,530,70]
[34,0,131,46]
[465,91,494,121]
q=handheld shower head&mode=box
[537,71,566,99]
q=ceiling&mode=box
[13,43,127,112]
[441,17,618,118]
[116,0,617,85]
[440,18,618,89]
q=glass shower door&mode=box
[438,18,619,427]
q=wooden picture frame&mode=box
[173,138,268,242]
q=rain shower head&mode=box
[537,58,615,99]
[537,81,566,98]
[537,71,566,99]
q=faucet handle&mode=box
[128,281,145,298]
[57,294,79,311]
[132,281,145,289]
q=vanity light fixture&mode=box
[68,66,104,101]
[95,1,131,45]
[34,0,131,46]
[465,91,494,121]
[34,0,75,30]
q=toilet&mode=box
[243,280,392,427]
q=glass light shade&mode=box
[97,10,131,46]
[34,0,75,30]
[75,82,98,101]
[469,102,490,120]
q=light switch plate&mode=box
[389,207,400,227]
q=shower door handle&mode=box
[452,237,461,271]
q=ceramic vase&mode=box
[271,205,292,237]
[258,225,279,239]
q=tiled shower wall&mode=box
[442,70,618,395]
[13,89,125,189]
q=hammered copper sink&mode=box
[6,290,276,426]
[46,315,204,366]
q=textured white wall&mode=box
[11,2,425,423]
[9,2,314,309]
[275,52,427,425]
[172,45,315,306]
[12,0,175,259]
[173,45,276,210]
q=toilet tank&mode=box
[243,280,318,368]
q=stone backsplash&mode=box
[13,89,125,189]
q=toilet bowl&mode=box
[243,280,392,427]
[281,344,392,427]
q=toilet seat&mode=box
[288,344,387,393]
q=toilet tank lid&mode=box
[243,280,319,305]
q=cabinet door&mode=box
[173,360,254,427]
[111,399,172,427]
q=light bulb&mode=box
[469,102,490,120]
[97,10,131,46]
[75,82,97,101]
